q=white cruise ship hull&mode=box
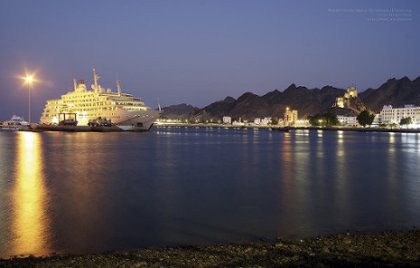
[113,109,160,131]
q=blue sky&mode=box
[0,0,419,120]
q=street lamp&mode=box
[24,75,33,126]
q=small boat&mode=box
[271,127,290,132]
[1,115,30,131]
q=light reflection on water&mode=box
[0,128,419,258]
[11,132,50,256]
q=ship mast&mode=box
[93,68,100,93]
[117,80,122,96]
[73,78,77,92]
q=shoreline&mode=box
[2,229,419,267]
[156,123,420,134]
[2,123,419,134]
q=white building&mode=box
[232,120,244,126]
[337,115,358,126]
[222,116,232,124]
[373,114,381,125]
[260,117,272,125]
[254,118,261,125]
[379,105,420,125]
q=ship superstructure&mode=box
[40,69,160,130]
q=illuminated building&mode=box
[335,97,345,108]
[223,116,232,124]
[337,115,358,126]
[344,87,358,98]
[40,69,160,130]
[378,105,420,125]
[284,107,298,126]
[333,87,358,108]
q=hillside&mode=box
[193,84,346,121]
[359,76,420,112]
[161,76,420,121]
[160,104,199,120]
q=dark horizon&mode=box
[1,0,419,121]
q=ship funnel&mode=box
[73,78,77,91]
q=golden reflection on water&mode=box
[12,132,50,256]
[317,130,323,138]
[337,131,344,156]
[388,132,396,153]
[334,130,351,225]
[280,132,294,222]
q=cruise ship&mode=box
[40,69,160,131]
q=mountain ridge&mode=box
[162,76,420,121]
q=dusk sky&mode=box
[0,0,419,121]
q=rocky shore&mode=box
[1,230,420,267]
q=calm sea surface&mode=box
[0,127,420,258]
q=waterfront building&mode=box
[284,107,298,126]
[261,117,272,125]
[337,115,358,126]
[223,116,232,124]
[295,119,309,126]
[333,87,358,108]
[250,117,272,126]
[378,105,420,125]
[372,114,381,125]
[232,120,245,126]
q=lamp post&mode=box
[25,75,33,126]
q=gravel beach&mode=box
[1,230,420,267]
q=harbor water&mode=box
[0,127,419,258]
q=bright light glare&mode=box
[25,76,33,83]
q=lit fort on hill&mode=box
[40,69,160,131]
[333,87,358,108]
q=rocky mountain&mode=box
[161,76,420,121]
[359,76,420,112]
[193,84,347,121]
[160,104,199,120]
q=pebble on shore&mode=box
[1,230,420,267]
